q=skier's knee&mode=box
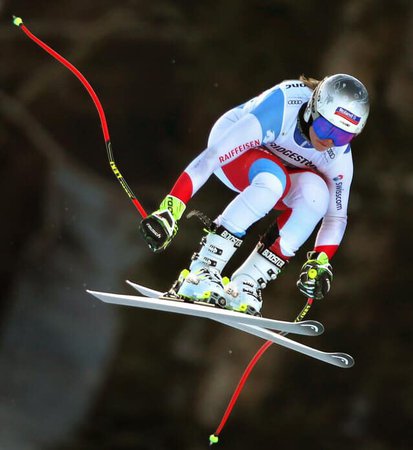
[249,159,288,192]
[250,171,286,198]
[248,172,285,215]
[299,173,329,217]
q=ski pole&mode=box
[209,297,314,446]
[12,16,147,219]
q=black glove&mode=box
[297,251,333,300]
[139,195,186,252]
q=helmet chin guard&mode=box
[304,74,370,135]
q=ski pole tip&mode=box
[12,16,23,27]
[209,434,219,446]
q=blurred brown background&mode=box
[1,1,412,449]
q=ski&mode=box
[87,289,323,337]
[125,280,324,336]
[124,281,354,369]
[126,280,165,298]
[87,289,354,368]
[218,320,354,368]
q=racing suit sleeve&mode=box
[169,113,262,203]
[170,87,285,203]
[314,147,354,259]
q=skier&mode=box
[140,74,370,316]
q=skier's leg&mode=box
[216,168,287,235]
[275,171,330,257]
[225,223,289,315]
[226,170,329,314]
[175,225,243,306]
[176,150,289,312]
[214,149,290,234]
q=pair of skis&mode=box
[87,281,354,368]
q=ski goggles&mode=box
[313,115,356,146]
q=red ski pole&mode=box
[12,16,147,219]
[209,297,314,446]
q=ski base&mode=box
[87,286,355,369]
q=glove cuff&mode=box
[307,251,329,265]
[159,195,186,221]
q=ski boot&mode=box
[173,225,243,308]
[225,238,288,316]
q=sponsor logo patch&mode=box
[221,230,243,247]
[287,99,303,105]
[333,176,344,211]
[265,143,317,170]
[262,249,286,268]
[285,82,306,89]
[334,107,360,125]
[146,223,161,239]
[219,139,261,163]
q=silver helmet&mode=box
[304,74,370,134]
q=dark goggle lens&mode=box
[313,116,355,146]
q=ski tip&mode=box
[209,434,219,446]
[331,352,355,368]
[86,289,103,299]
[86,289,99,298]
[301,320,324,336]
[12,16,23,27]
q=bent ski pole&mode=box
[209,298,314,446]
[12,16,147,218]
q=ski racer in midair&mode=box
[140,74,370,316]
